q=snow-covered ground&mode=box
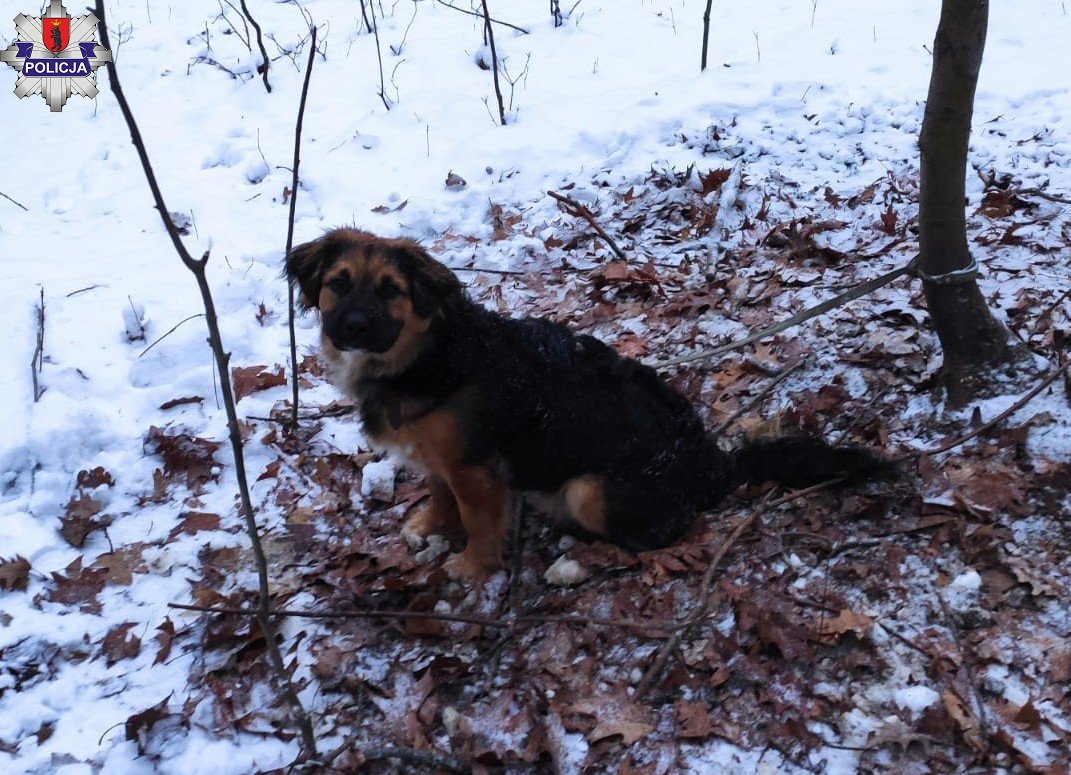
[1,1,1069,772]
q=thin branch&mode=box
[286,26,318,428]
[896,359,1070,463]
[435,0,530,34]
[700,0,713,71]
[1031,286,1071,335]
[357,0,373,34]
[548,189,629,261]
[1018,185,1071,205]
[31,287,44,402]
[635,478,844,697]
[366,0,391,110]
[0,190,29,211]
[550,0,563,28]
[653,257,919,369]
[238,0,272,92]
[712,359,805,435]
[139,313,206,358]
[314,741,470,774]
[360,747,470,773]
[480,0,507,125]
[93,2,316,757]
[167,601,676,635]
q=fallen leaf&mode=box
[676,699,715,739]
[60,492,112,548]
[145,426,221,490]
[100,622,142,666]
[815,608,873,644]
[159,396,203,411]
[0,556,30,591]
[231,365,286,402]
[153,618,176,666]
[569,699,654,745]
[125,695,171,743]
[942,689,986,755]
[76,467,114,489]
[445,171,467,190]
[699,167,732,196]
[168,511,221,539]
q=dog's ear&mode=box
[390,241,462,317]
[285,235,337,309]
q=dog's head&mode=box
[286,229,462,371]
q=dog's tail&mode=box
[727,434,890,492]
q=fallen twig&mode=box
[1031,286,1071,335]
[897,359,1070,462]
[238,0,271,92]
[95,2,317,757]
[480,0,507,125]
[435,0,530,34]
[1018,185,1071,205]
[548,189,629,261]
[285,25,318,427]
[825,515,958,557]
[360,746,470,774]
[635,478,844,697]
[138,314,205,358]
[167,600,676,635]
[0,190,29,211]
[31,287,44,402]
[712,359,805,434]
[653,257,919,369]
[366,0,391,110]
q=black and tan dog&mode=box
[286,228,884,580]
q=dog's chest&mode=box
[357,387,464,473]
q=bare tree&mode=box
[917,0,1021,406]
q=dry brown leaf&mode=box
[0,555,30,592]
[231,365,286,402]
[942,689,986,755]
[815,608,873,644]
[100,622,142,666]
[570,699,654,745]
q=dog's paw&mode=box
[414,534,450,563]
[441,550,498,583]
[404,503,457,540]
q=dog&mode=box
[286,228,885,581]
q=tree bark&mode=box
[918,0,1017,406]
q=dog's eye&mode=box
[326,276,351,294]
[377,280,402,300]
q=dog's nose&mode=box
[342,310,369,338]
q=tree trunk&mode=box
[918,0,1018,407]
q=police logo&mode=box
[0,0,112,112]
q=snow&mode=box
[891,685,940,714]
[942,568,982,613]
[0,0,1069,771]
[358,457,396,501]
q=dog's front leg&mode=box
[440,466,510,581]
[404,474,462,540]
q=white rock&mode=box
[360,459,396,501]
[892,685,940,713]
[544,555,589,586]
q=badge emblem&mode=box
[0,1,112,112]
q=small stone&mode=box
[544,555,589,586]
